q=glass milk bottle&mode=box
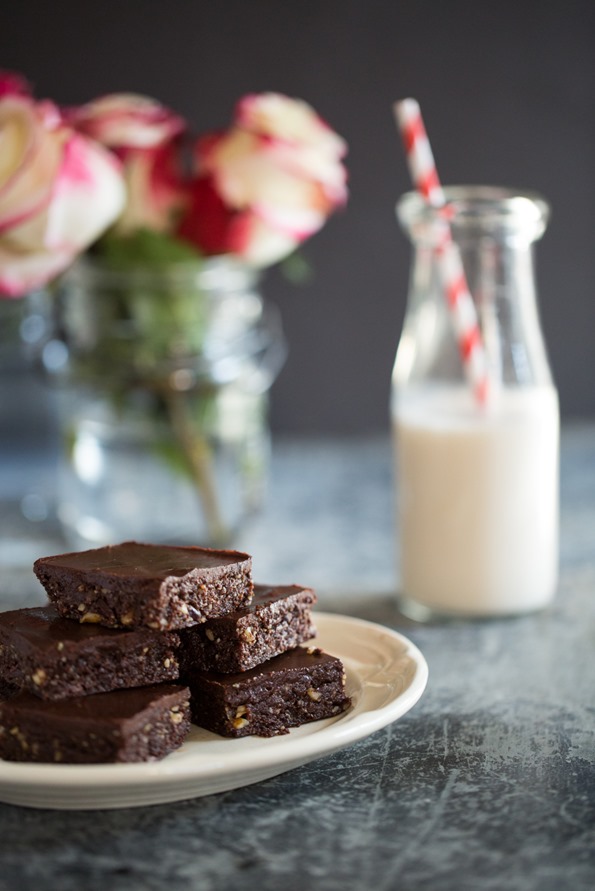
[392,187,559,619]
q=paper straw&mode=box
[394,98,490,405]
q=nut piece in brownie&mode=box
[0,605,180,700]
[0,684,190,763]
[33,541,253,631]
[186,646,351,738]
[179,583,317,673]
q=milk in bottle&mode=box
[392,187,558,618]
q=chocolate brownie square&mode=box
[179,584,317,673]
[33,541,253,630]
[0,684,190,763]
[0,605,180,700]
[186,646,351,738]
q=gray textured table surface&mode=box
[0,426,593,891]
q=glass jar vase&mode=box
[392,186,559,619]
[36,256,286,549]
[0,297,60,567]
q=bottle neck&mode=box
[395,187,553,390]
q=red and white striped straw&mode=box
[394,98,490,405]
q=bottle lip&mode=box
[397,185,550,240]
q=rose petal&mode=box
[0,242,74,297]
[0,97,58,227]
[236,93,346,158]
[0,100,125,296]
[203,130,330,215]
[0,70,32,99]
[177,176,234,255]
[68,93,185,149]
[44,133,125,251]
[113,141,187,235]
[259,137,348,204]
[230,212,300,267]
[176,176,302,268]
[251,200,325,240]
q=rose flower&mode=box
[0,74,125,298]
[68,93,188,236]
[177,92,347,266]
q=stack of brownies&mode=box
[0,541,351,763]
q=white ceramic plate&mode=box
[0,612,428,810]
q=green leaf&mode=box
[279,248,313,285]
[97,229,203,270]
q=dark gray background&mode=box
[3,0,594,433]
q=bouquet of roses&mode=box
[0,71,348,545]
[0,71,348,296]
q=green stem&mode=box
[163,388,230,546]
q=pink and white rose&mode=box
[178,92,347,266]
[68,93,187,235]
[67,92,185,150]
[0,81,125,297]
